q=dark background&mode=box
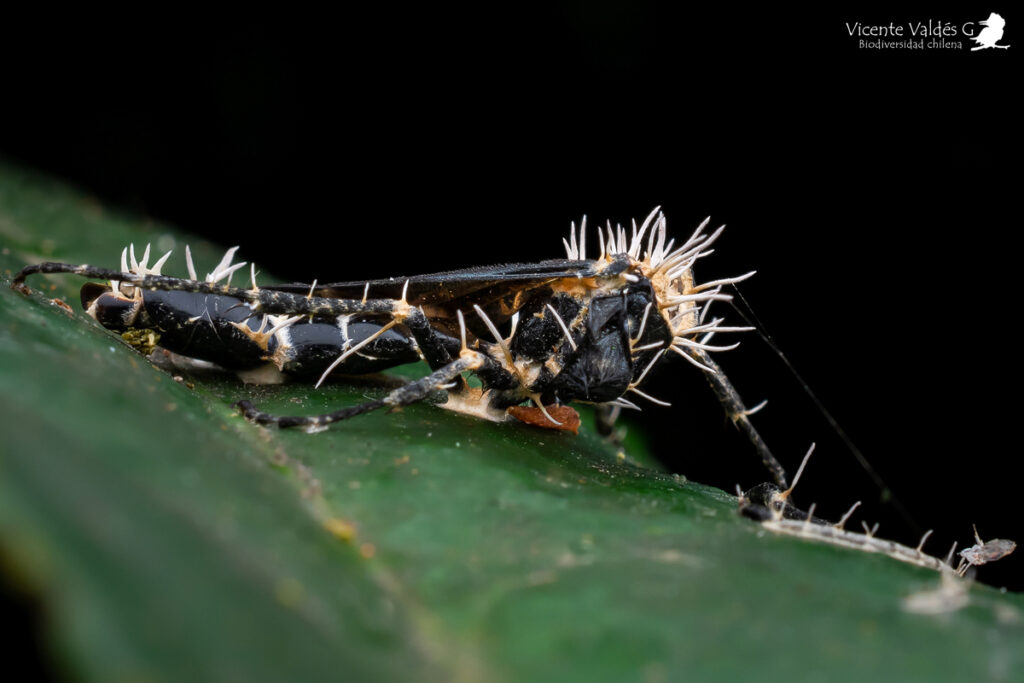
[0,7,1018,670]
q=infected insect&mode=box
[12,208,787,485]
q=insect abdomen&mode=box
[88,287,420,379]
[273,317,419,379]
[140,290,268,369]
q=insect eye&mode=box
[80,284,139,331]
[80,282,111,310]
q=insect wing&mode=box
[267,259,599,334]
[268,259,595,302]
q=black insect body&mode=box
[13,209,788,486]
[78,246,421,378]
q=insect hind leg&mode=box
[12,262,403,317]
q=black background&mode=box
[0,7,1018,671]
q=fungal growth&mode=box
[12,209,785,485]
[738,445,1017,579]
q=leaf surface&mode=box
[1,163,1022,682]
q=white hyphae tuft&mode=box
[184,245,248,285]
[110,242,174,296]
[562,208,755,370]
[109,243,249,300]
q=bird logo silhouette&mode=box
[971,13,1010,50]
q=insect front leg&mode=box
[236,351,487,430]
[595,404,623,438]
[685,346,788,488]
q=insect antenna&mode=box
[726,283,922,535]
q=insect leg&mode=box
[13,263,398,317]
[595,404,622,437]
[236,351,486,429]
[402,308,458,369]
[684,346,788,488]
[394,310,521,406]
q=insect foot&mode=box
[738,445,1018,580]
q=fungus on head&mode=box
[563,208,756,374]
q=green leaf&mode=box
[2,162,1022,682]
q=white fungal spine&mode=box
[562,208,755,375]
[113,242,246,293]
[107,242,301,350]
[740,445,1017,577]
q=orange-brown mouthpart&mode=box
[507,404,581,434]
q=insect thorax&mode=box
[503,274,669,405]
